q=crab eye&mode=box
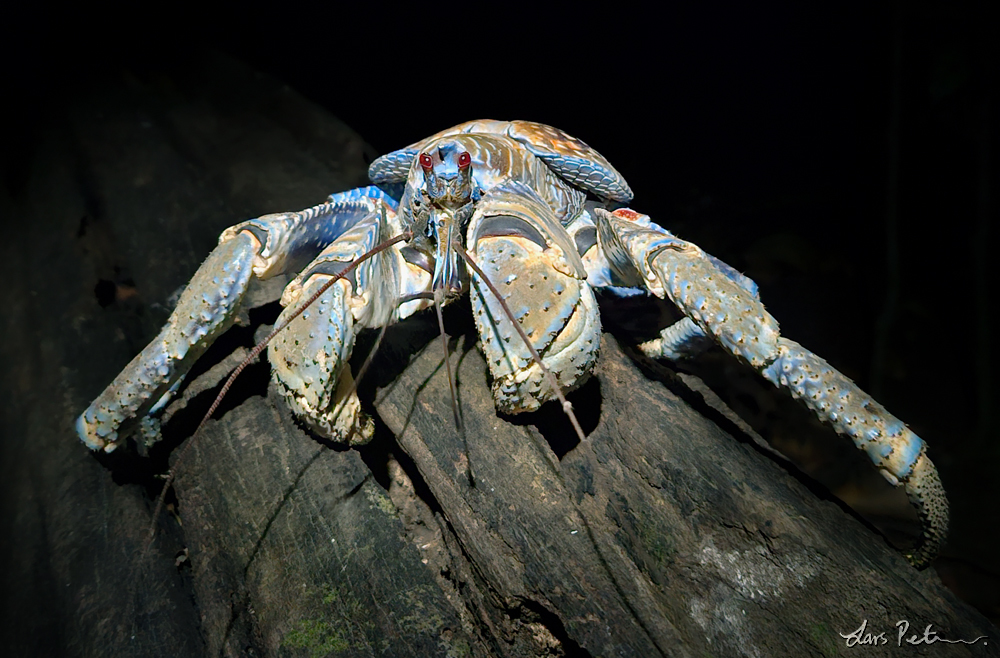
[419,153,433,170]
[457,151,471,169]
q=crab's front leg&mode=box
[465,180,602,412]
[267,200,431,444]
[75,187,400,452]
[593,208,948,568]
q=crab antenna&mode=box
[453,243,587,444]
[337,287,463,436]
[143,230,412,555]
[433,287,464,434]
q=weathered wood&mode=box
[0,50,374,658]
[372,333,996,657]
[0,51,995,658]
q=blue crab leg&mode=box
[76,187,398,452]
[637,318,714,361]
[634,256,761,360]
[591,207,948,568]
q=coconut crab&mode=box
[75,119,947,567]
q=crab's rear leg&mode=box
[592,207,948,568]
[76,187,397,452]
[633,251,761,361]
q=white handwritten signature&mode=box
[839,619,988,647]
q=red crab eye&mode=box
[457,151,471,169]
[419,153,433,170]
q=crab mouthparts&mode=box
[429,210,466,297]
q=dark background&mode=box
[4,0,996,623]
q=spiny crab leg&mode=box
[77,188,399,453]
[455,243,587,445]
[594,207,947,568]
[145,231,410,548]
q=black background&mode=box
[4,0,997,622]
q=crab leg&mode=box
[76,187,398,453]
[592,207,948,568]
[467,181,602,413]
[267,200,431,444]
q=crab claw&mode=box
[269,274,374,445]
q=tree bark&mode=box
[0,51,994,658]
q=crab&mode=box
[75,119,947,568]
